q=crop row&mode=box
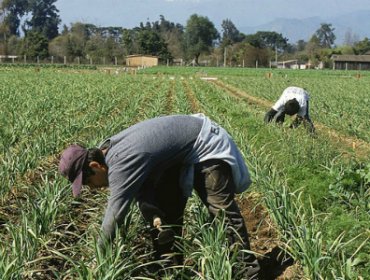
[0,68,368,279]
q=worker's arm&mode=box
[264,108,278,123]
[292,101,315,134]
[302,101,315,134]
[98,153,151,248]
[303,115,315,134]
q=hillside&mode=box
[239,10,370,44]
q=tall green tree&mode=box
[232,42,269,67]
[0,0,28,36]
[315,23,336,48]
[136,28,172,61]
[151,15,185,59]
[66,23,91,59]
[244,31,289,52]
[184,14,219,65]
[22,30,48,58]
[24,0,60,40]
[220,18,243,48]
[296,39,307,52]
[305,34,321,66]
[122,28,135,56]
[353,37,370,54]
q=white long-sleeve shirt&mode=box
[272,86,310,117]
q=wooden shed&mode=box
[331,54,370,70]
[125,55,158,67]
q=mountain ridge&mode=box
[238,10,370,45]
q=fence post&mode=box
[24,55,26,63]
[115,56,117,65]
[51,56,54,64]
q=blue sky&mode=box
[55,0,370,30]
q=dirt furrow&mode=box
[210,79,370,160]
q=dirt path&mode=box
[181,79,303,278]
[237,194,302,280]
[210,79,370,160]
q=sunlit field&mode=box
[0,66,369,279]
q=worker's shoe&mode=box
[157,228,175,245]
[153,217,175,245]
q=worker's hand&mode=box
[153,217,162,228]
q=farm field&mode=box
[0,66,369,279]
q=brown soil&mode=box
[211,80,370,160]
[182,80,202,112]
[237,193,304,280]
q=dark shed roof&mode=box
[331,55,370,62]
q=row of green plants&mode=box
[186,77,369,278]
[140,66,370,142]
[0,63,98,70]
[220,73,370,142]
[139,66,369,78]
[0,71,239,279]
[0,68,368,279]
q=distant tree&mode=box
[136,28,172,61]
[333,45,355,55]
[244,31,289,52]
[60,22,91,60]
[6,34,22,54]
[305,35,321,61]
[61,24,69,35]
[296,40,307,52]
[184,14,219,65]
[0,0,28,36]
[232,42,269,67]
[315,23,336,48]
[353,37,370,54]
[151,15,185,59]
[122,28,135,56]
[24,0,60,40]
[22,31,49,59]
[104,36,124,62]
[220,18,243,48]
[85,34,105,62]
[48,34,68,59]
[304,34,335,67]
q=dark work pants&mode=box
[193,159,251,249]
[194,160,260,278]
[138,160,260,277]
[138,165,187,263]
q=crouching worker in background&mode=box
[58,113,261,279]
[264,86,315,134]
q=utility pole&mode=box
[275,45,278,68]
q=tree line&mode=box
[1,0,370,67]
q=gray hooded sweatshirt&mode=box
[99,113,251,241]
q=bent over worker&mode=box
[264,86,315,133]
[58,113,260,279]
